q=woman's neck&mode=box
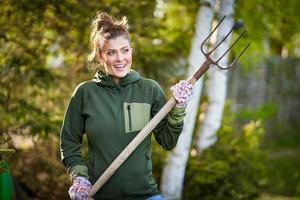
[113,76,120,85]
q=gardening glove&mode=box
[69,176,92,200]
[170,80,193,108]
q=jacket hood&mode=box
[93,70,142,87]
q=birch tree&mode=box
[160,0,216,199]
[196,0,235,151]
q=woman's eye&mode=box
[107,51,115,56]
[122,49,129,53]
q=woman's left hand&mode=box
[69,176,92,200]
[170,80,193,108]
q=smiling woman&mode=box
[59,11,193,200]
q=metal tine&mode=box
[217,42,251,70]
[216,30,246,63]
[207,26,234,55]
[200,15,226,56]
[228,42,251,68]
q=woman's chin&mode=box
[113,69,129,78]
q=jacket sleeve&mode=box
[60,83,89,181]
[151,81,186,150]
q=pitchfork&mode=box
[88,15,251,197]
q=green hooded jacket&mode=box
[60,71,185,200]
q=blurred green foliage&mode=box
[234,0,300,72]
[183,104,267,200]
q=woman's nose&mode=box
[116,52,124,61]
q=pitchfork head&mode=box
[201,15,251,70]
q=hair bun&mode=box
[95,12,114,32]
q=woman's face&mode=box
[100,36,132,83]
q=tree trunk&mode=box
[160,0,216,199]
[196,0,235,151]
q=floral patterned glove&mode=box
[170,80,193,108]
[69,176,92,200]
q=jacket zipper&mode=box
[127,104,132,131]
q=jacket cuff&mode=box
[68,165,89,182]
[167,106,186,125]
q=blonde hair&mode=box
[88,12,129,65]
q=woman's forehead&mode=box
[102,36,131,51]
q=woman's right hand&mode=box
[69,176,92,200]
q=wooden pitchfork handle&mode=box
[88,60,211,197]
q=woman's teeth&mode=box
[114,64,125,68]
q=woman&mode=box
[60,12,192,200]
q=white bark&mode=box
[160,0,216,199]
[196,0,235,151]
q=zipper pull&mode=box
[127,104,132,131]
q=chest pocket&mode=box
[124,102,151,133]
